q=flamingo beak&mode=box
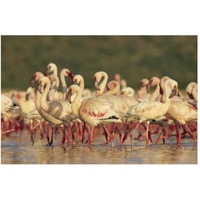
[66,90,72,103]
[73,79,78,85]
[169,88,177,98]
[93,79,100,90]
[37,84,42,94]
[44,68,49,76]
[138,82,143,89]
[67,72,74,80]
[160,84,164,95]
[146,82,151,93]
[30,76,35,87]
[188,93,194,99]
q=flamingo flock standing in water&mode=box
[1,63,198,148]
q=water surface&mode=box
[1,130,197,164]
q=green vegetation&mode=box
[1,36,197,90]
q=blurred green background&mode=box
[1,36,197,91]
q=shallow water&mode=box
[1,130,197,164]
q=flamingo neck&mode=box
[48,77,59,101]
[60,72,68,100]
[137,87,147,99]
[162,82,171,105]
[35,91,42,111]
[106,83,120,95]
[192,85,197,101]
[79,78,84,92]
[41,80,51,111]
[97,72,108,96]
[71,87,82,117]
[150,81,160,101]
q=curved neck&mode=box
[48,77,59,101]
[71,87,82,117]
[106,82,120,95]
[161,82,171,104]
[60,72,68,100]
[150,81,160,101]
[41,80,51,111]
[35,90,42,111]
[52,67,57,76]
[137,87,147,99]
[96,72,108,96]
[192,85,197,101]
[78,77,84,92]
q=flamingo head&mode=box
[65,69,74,80]
[146,82,151,93]
[93,76,100,90]
[73,75,82,85]
[30,74,37,87]
[138,79,149,89]
[30,72,44,87]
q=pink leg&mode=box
[183,124,197,146]
[129,122,140,148]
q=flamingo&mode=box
[1,94,20,134]
[60,68,74,100]
[38,76,78,146]
[137,78,150,100]
[126,79,178,148]
[121,87,135,97]
[93,72,132,145]
[30,72,65,146]
[146,77,161,101]
[186,82,197,102]
[67,84,122,147]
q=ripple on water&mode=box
[1,131,197,164]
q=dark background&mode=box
[1,36,197,91]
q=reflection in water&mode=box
[1,130,197,164]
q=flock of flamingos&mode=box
[1,63,198,149]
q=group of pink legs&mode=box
[1,116,197,148]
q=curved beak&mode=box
[146,82,151,93]
[30,76,35,87]
[37,84,42,94]
[73,79,78,85]
[44,68,49,76]
[138,82,143,89]
[66,89,72,103]
[160,84,164,95]
[169,88,177,98]
[67,72,74,80]
[93,79,100,90]
[188,93,194,99]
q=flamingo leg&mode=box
[81,123,86,143]
[129,122,140,148]
[101,126,114,147]
[74,121,80,143]
[145,121,150,148]
[57,125,66,146]
[122,122,133,144]
[39,123,45,139]
[88,127,94,147]
[182,124,197,146]
[116,123,122,144]
[49,126,57,146]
